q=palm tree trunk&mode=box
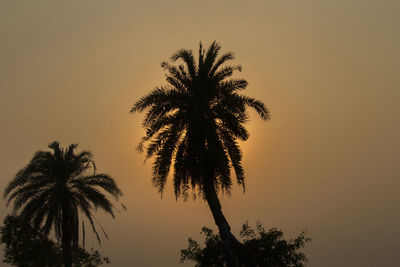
[205,186,242,267]
[62,204,73,267]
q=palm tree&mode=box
[4,141,123,267]
[131,41,269,266]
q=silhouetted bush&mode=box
[180,222,310,267]
[0,214,110,266]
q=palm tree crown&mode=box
[4,141,123,262]
[132,41,269,199]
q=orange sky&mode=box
[1,1,399,266]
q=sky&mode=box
[0,0,399,266]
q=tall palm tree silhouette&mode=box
[4,141,123,267]
[131,41,269,266]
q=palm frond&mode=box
[210,51,235,77]
[170,48,197,78]
[200,41,221,77]
[240,95,270,120]
[75,174,122,198]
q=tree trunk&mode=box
[62,204,73,267]
[205,186,242,267]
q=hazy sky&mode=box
[1,0,399,266]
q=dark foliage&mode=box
[0,214,110,266]
[180,222,310,267]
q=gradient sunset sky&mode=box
[1,1,399,266]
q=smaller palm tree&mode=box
[4,141,123,267]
